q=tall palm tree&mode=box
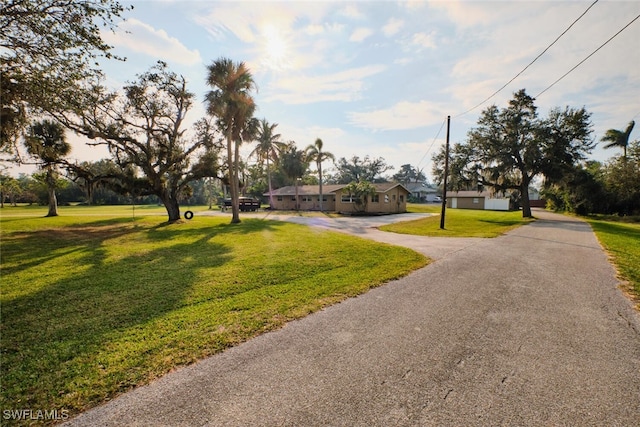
[305,138,335,212]
[251,119,285,208]
[205,58,257,224]
[280,142,308,211]
[601,120,635,159]
[25,120,71,217]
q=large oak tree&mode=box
[433,90,594,218]
[330,155,392,184]
[53,62,221,222]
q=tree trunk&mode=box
[521,179,532,218]
[295,180,299,211]
[267,157,274,208]
[228,135,241,224]
[46,169,59,217]
[46,186,58,217]
[318,162,323,212]
[161,193,181,222]
[86,182,94,205]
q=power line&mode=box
[416,117,447,171]
[535,12,640,98]
[454,0,599,118]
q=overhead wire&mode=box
[454,0,599,118]
[416,117,447,172]
[418,0,638,173]
[417,0,598,171]
[535,12,640,98]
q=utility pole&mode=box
[440,116,450,230]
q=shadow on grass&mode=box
[0,217,287,413]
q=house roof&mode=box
[265,185,343,196]
[265,183,409,196]
[404,182,437,193]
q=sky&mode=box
[12,0,640,182]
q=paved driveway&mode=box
[256,211,483,260]
[66,210,640,426]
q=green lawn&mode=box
[587,217,640,307]
[5,203,635,420]
[0,210,427,418]
[386,204,533,237]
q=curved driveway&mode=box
[66,210,640,426]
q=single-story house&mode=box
[265,183,409,214]
[404,182,439,202]
[446,190,512,211]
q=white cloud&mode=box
[305,24,325,35]
[411,32,437,49]
[265,65,387,104]
[443,1,640,118]
[340,5,364,19]
[103,18,201,66]
[350,27,374,42]
[383,18,404,37]
[428,0,492,28]
[349,101,446,131]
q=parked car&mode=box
[220,197,261,212]
[433,196,442,203]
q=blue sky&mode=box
[24,0,640,181]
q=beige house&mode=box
[446,190,512,211]
[265,183,409,214]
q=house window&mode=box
[341,194,354,203]
[277,196,283,201]
[291,196,297,201]
[302,196,312,202]
[384,194,389,203]
[399,195,404,202]
[371,194,379,203]
[473,198,479,204]
[392,194,396,201]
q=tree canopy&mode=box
[0,0,130,155]
[24,120,70,216]
[391,164,426,185]
[279,142,309,210]
[433,89,594,218]
[601,120,635,159]
[343,180,376,213]
[330,155,392,184]
[305,138,334,212]
[51,62,221,222]
[205,57,258,224]
[251,119,285,208]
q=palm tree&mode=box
[24,120,71,217]
[305,138,335,212]
[280,142,308,211]
[205,58,257,224]
[601,120,635,159]
[251,119,286,208]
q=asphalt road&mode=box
[65,210,640,426]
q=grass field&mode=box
[388,203,534,237]
[1,208,427,419]
[586,217,640,307]
[2,203,637,421]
